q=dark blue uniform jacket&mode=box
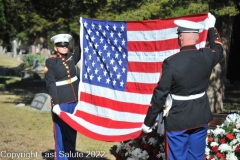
[45,49,81,107]
[144,28,223,131]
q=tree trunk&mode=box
[207,16,234,113]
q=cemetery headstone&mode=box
[21,71,31,79]
[12,39,17,57]
[0,46,6,55]
[30,45,36,54]
[30,93,51,112]
[32,59,44,71]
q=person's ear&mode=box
[179,34,183,41]
[54,46,57,51]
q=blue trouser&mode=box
[52,102,77,160]
[166,125,208,160]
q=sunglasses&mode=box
[55,42,69,48]
[56,44,69,48]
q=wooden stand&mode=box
[208,113,228,129]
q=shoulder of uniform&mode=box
[45,56,56,64]
[48,56,55,59]
[166,52,179,61]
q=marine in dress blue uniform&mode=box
[142,13,223,160]
[44,34,81,160]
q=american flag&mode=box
[60,13,209,142]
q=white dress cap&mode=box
[174,20,204,33]
[50,34,72,44]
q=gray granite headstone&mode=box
[32,59,44,71]
[12,39,17,57]
[21,71,31,79]
[30,93,51,112]
[0,46,6,55]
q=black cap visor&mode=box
[55,42,69,47]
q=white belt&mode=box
[163,92,205,117]
[56,76,78,86]
[172,92,205,100]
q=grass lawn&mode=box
[0,102,118,160]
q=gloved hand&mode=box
[208,12,216,28]
[52,104,61,116]
[141,123,152,133]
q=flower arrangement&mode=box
[110,112,240,160]
[205,112,240,160]
[110,130,165,160]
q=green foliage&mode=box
[109,145,118,157]
[214,6,239,16]
[188,3,209,14]
[112,0,239,20]
[209,0,239,16]
[0,0,6,31]
[16,32,28,41]
[0,0,239,49]
[21,53,45,68]
[114,0,164,20]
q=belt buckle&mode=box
[66,79,71,84]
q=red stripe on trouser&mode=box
[53,114,57,160]
[52,102,77,160]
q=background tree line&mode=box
[0,0,239,113]
[0,0,239,49]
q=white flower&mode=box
[233,128,240,133]
[126,142,134,150]
[205,147,210,156]
[230,139,239,146]
[236,133,240,139]
[236,122,240,129]
[210,142,219,147]
[141,136,147,144]
[226,152,238,160]
[156,152,165,159]
[141,150,149,160]
[148,137,157,145]
[131,148,142,157]
[218,143,233,152]
[116,143,125,153]
[213,127,225,137]
[126,157,135,160]
[130,148,149,160]
[226,113,240,123]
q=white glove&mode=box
[141,123,152,133]
[52,104,61,116]
[208,13,216,28]
[163,94,172,117]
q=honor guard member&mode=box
[142,13,223,160]
[44,34,81,160]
